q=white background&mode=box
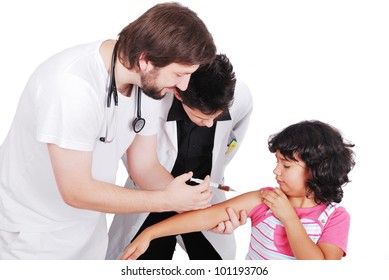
[1,0,388,263]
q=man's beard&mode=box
[141,86,165,100]
[140,69,165,100]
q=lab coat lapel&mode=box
[212,121,232,181]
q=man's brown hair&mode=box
[117,2,216,69]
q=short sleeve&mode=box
[248,187,273,226]
[36,73,102,151]
[318,206,350,255]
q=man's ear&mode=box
[138,52,150,71]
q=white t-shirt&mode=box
[0,41,161,257]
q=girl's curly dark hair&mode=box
[268,120,355,204]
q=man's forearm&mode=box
[130,162,173,191]
[62,179,170,213]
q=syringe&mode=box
[190,178,239,192]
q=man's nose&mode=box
[202,119,214,128]
[176,75,191,91]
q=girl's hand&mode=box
[120,233,151,260]
[259,188,295,223]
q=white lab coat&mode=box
[106,80,253,260]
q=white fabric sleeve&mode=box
[36,73,102,151]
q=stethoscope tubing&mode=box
[100,42,145,143]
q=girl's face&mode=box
[273,150,311,199]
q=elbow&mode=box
[57,182,91,209]
[60,190,85,209]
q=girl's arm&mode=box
[120,190,262,260]
[283,215,344,259]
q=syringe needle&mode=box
[190,178,239,192]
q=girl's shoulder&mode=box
[225,190,264,215]
[243,187,274,221]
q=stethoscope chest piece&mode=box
[132,86,145,133]
[132,117,145,133]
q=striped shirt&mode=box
[246,194,350,260]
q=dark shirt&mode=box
[137,97,232,260]
[167,97,231,182]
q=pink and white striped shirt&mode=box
[246,190,350,260]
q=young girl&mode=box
[120,120,356,260]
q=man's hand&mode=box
[210,207,247,234]
[162,172,213,212]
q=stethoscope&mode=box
[100,42,145,143]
